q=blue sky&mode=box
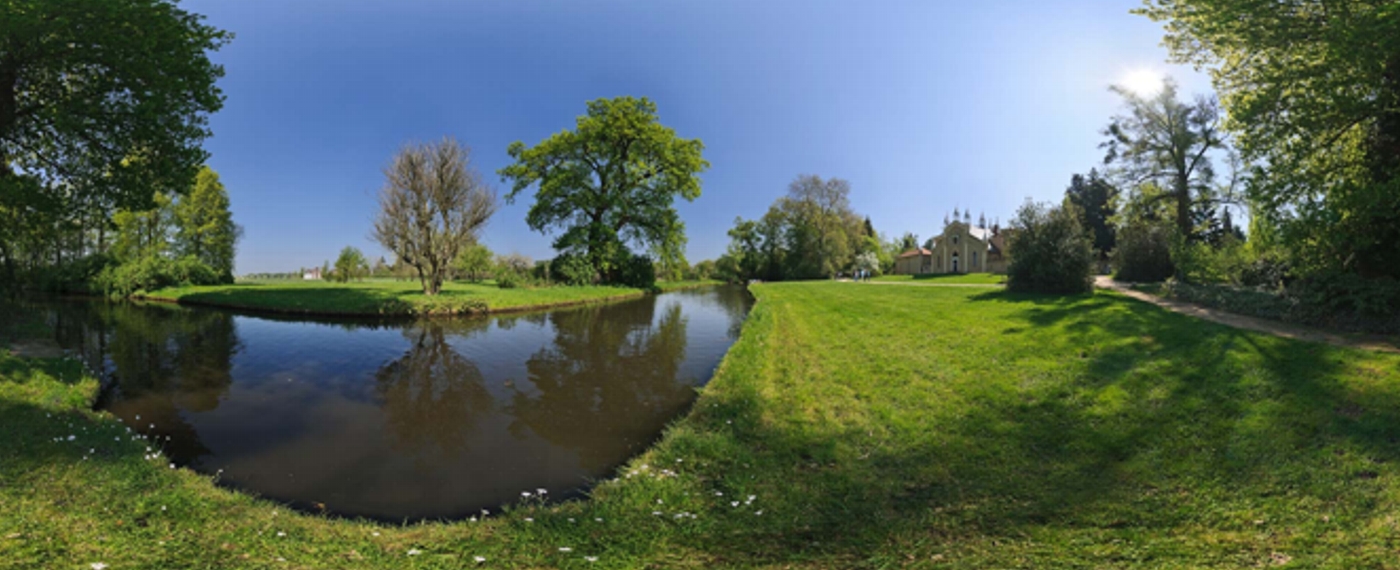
[186,0,1213,275]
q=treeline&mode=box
[713,175,897,283]
[5,166,239,296]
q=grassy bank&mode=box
[871,272,1005,284]
[139,279,721,316]
[4,282,1400,567]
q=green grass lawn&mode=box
[5,282,1400,568]
[871,272,1006,284]
[140,279,721,316]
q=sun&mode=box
[1119,68,1164,97]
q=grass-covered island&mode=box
[137,279,722,317]
[5,281,1400,568]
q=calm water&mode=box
[34,286,751,520]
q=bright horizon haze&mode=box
[187,0,1213,275]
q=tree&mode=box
[111,193,174,263]
[372,138,498,295]
[174,167,240,281]
[333,246,367,283]
[1064,169,1118,257]
[1101,78,1226,242]
[1138,0,1400,278]
[0,0,229,218]
[777,175,863,279]
[453,242,493,282]
[1006,200,1094,294]
[499,97,708,282]
[897,232,919,252]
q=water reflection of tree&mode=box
[375,321,493,457]
[45,300,243,462]
[509,301,690,470]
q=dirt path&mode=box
[1094,276,1400,355]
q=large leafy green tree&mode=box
[0,0,229,207]
[499,97,709,282]
[1137,0,1400,277]
[174,167,239,281]
[333,246,367,283]
[0,0,228,285]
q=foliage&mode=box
[1113,221,1177,283]
[1139,0,1400,278]
[1163,275,1400,335]
[500,96,708,282]
[1063,169,1118,256]
[332,246,368,283]
[453,242,494,282]
[93,255,219,297]
[173,167,240,281]
[852,251,879,276]
[0,0,229,212]
[1005,201,1094,294]
[1101,79,1227,245]
[613,252,657,290]
[721,175,868,282]
[688,259,716,281]
[551,252,596,286]
[493,253,534,289]
[372,138,498,296]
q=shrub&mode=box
[1006,201,1094,294]
[1113,221,1175,282]
[552,253,596,286]
[36,253,116,293]
[614,252,657,289]
[94,255,222,297]
[496,272,520,289]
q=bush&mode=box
[552,253,596,286]
[496,272,521,289]
[1006,201,1094,294]
[613,252,657,289]
[94,255,222,297]
[36,253,116,293]
[1113,221,1175,282]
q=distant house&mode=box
[894,211,1013,275]
[302,267,323,280]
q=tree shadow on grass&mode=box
[679,288,1400,563]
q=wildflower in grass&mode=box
[67,435,75,441]
[559,547,573,552]
[407,549,422,556]
[585,556,598,562]
[652,511,662,516]
[90,563,108,570]
[521,491,531,497]
[524,517,534,523]
[474,556,486,563]
[537,488,547,494]
[755,510,763,515]
[372,532,380,537]
[594,517,603,522]
[731,501,739,507]
[276,531,286,537]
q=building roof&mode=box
[897,248,932,258]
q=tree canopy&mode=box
[0,0,230,211]
[174,167,240,280]
[1137,0,1400,277]
[499,97,708,282]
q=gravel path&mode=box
[1094,276,1400,354]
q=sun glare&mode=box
[1120,68,1163,97]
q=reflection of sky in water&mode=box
[41,286,751,520]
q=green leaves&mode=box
[0,0,230,211]
[499,96,708,282]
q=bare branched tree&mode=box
[372,138,498,296]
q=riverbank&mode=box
[4,282,1400,567]
[137,279,722,317]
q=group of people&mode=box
[852,269,872,281]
